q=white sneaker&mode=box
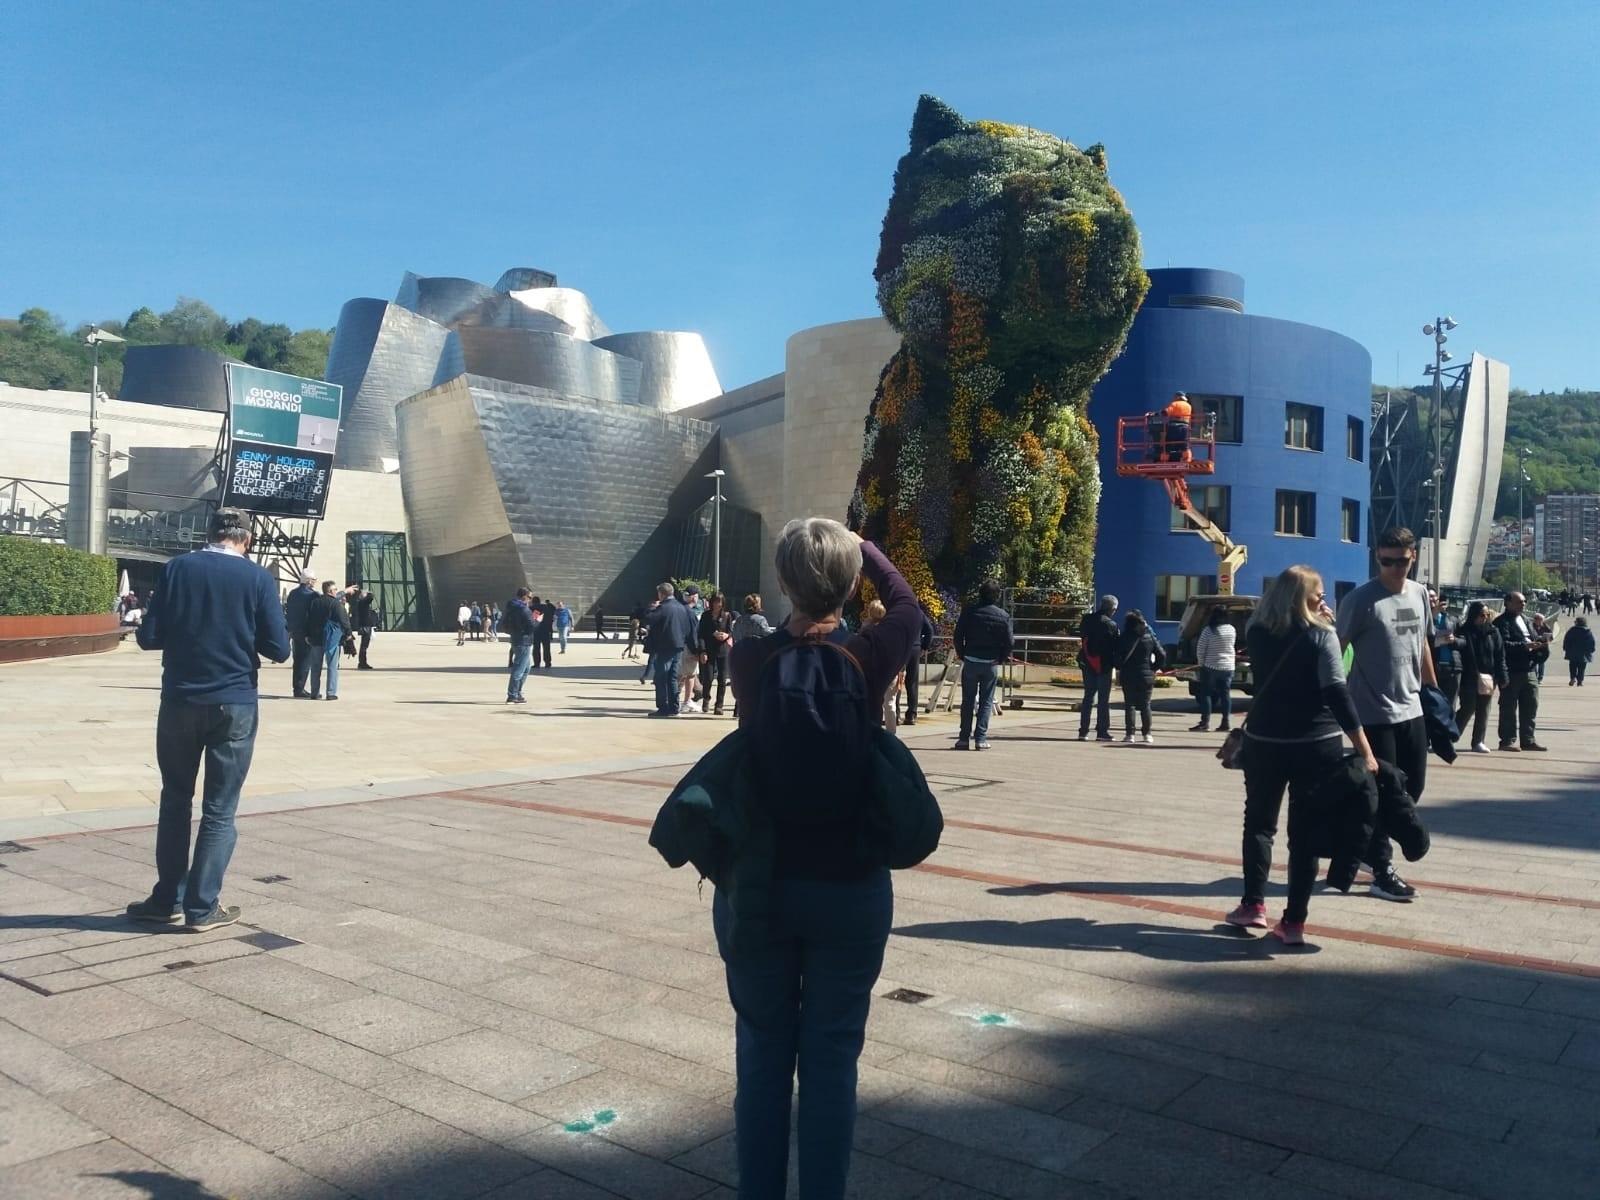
[1142,733,1155,745]
[1471,742,1490,753]
[1123,732,1136,743]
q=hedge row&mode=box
[0,536,118,616]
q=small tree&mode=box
[1486,558,1562,593]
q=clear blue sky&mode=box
[3,2,1595,392]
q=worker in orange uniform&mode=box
[1161,392,1192,462]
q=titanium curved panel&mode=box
[494,267,558,293]
[452,328,641,405]
[591,332,723,412]
[394,273,498,326]
[325,299,455,472]
[396,374,716,622]
[451,293,576,336]
[504,288,612,341]
[118,345,230,413]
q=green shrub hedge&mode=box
[0,536,118,617]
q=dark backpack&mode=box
[751,629,874,824]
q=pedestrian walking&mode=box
[1190,606,1236,732]
[952,580,1014,751]
[1455,601,1505,751]
[529,596,555,668]
[502,588,536,703]
[644,583,697,716]
[555,601,572,653]
[594,606,607,642]
[1336,526,1436,902]
[1429,588,1460,709]
[347,585,378,669]
[637,598,659,679]
[718,518,920,1197]
[304,581,353,701]
[285,568,317,697]
[697,592,735,715]
[1117,610,1165,744]
[1227,565,1378,945]
[469,602,483,641]
[456,602,470,645]
[1077,595,1120,742]
[1494,592,1547,751]
[1564,616,1595,685]
[904,602,935,727]
[1530,612,1554,684]
[127,508,290,932]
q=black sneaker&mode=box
[1521,741,1548,752]
[186,905,241,933]
[952,739,971,751]
[1096,733,1114,743]
[1498,742,1520,752]
[1368,868,1417,903]
[126,898,182,925]
[1077,730,1089,741]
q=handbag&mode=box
[1477,672,1494,697]
[1218,628,1310,770]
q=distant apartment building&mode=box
[1536,493,1600,588]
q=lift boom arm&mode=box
[1165,476,1247,596]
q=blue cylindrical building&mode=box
[1090,268,1371,641]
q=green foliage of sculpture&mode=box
[847,96,1148,617]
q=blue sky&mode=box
[3,2,1595,392]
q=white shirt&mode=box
[457,605,471,623]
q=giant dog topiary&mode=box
[847,96,1147,616]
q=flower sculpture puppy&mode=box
[847,96,1147,616]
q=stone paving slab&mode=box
[0,664,1598,1196]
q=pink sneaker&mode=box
[1270,919,1306,946]
[1224,902,1268,929]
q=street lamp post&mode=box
[705,468,726,594]
[83,326,126,556]
[1422,316,1457,587]
[1514,446,1533,594]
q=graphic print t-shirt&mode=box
[1336,577,1430,725]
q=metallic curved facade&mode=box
[119,345,230,413]
[591,332,723,412]
[503,288,612,341]
[397,374,717,622]
[324,299,456,471]
[452,328,641,404]
[394,273,498,326]
[493,267,558,293]
[450,293,577,336]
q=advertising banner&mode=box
[221,365,343,519]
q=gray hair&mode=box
[656,582,674,600]
[298,568,317,584]
[775,518,862,618]
[1098,594,1119,614]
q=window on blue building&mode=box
[1341,499,1361,543]
[1169,485,1231,533]
[1154,573,1218,622]
[1335,580,1357,609]
[1276,490,1316,537]
[1285,403,1323,451]
[1346,416,1365,462]
[1191,394,1242,444]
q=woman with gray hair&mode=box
[724,517,920,1197]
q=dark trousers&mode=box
[653,652,681,714]
[357,627,373,666]
[535,634,553,668]
[903,651,921,722]
[1196,667,1233,726]
[1079,665,1113,737]
[1241,735,1344,923]
[1571,658,1588,685]
[153,699,258,923]
[1362,715,1427,870]
[713,872,892,1200]
[1122,684,1152,735]
[290,635,313,696]
[1435,664,1460,711]
[959,660,998,742]
[1498,671,1539,745]
[699,654,730,713]
[1457,688,1492,747]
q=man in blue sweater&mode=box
[128,508,290,931]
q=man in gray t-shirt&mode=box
[1335,528,1438,903]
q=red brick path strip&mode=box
[438,787,1600,981]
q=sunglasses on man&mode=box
[1377,555,1412,568]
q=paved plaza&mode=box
[1,638,1599,1198]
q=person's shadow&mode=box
[893,916,1317,960]
[95,1171,224,1199]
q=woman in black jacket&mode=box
[1456,601,1506,750]
[1563,616,1595,686]
[696,592,736,715]
[1228,566,1377,946]
[1116,610,1165,744]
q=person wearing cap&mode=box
[1162,392,1192,462]
[284,568,318,697]
[128,508,290,932]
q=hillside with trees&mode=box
[0,300,332,397]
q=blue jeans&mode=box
[508,637,532,700]
[653,650,681,713]
[959,660,998,742]
[713,872,892,1199]
[558,625,569,652]
[309,623,342,698]
[1079,665,1113,736]
[152,699,257,922]
[1197,667,1233,725]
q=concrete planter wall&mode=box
[0,612,126,663]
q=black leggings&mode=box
[699,655,729,712]
[1241,736,1346,922]
[1362,716,1427,870]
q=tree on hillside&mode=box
[1487,558,1562,593]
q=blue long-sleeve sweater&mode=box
[136,546,291,703]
